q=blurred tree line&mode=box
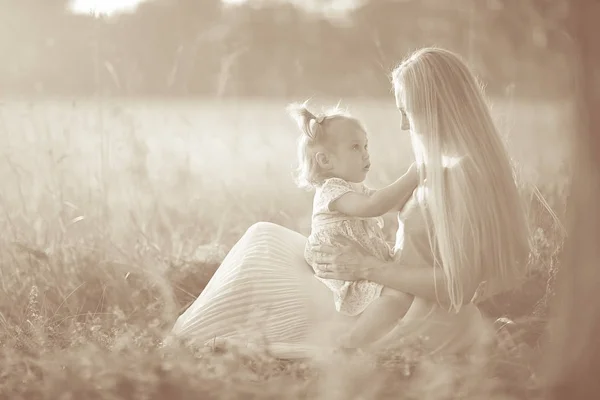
[0,0,572,98]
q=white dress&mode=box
[169,189,493,359]
[305,177,392,316]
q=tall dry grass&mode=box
[0,98,572,399]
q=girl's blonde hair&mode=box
[392,47,531,312]
[287,102,363,190]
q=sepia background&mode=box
[0,1,584,399]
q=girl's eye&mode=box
[352,144,360,150]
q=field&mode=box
[0,97,572,399]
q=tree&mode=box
[540,1,600,398]
[0,0,573,97]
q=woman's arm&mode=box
[363,261,478,307]
[312,245,478,307]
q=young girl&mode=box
[288,103,418,348]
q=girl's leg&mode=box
[341,287,414,348]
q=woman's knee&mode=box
[244,221,306,244]
[244,221,279,237]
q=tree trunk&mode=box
[541,1,600,399]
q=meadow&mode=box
[0,97,572,399]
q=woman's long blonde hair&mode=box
[392,47,531,312]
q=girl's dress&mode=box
[304,177,393,316]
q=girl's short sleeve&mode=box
[361,184,376,197]
[319,178,355,212]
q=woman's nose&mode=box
[401,117,410,131]
[400,111,410,131]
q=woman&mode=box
[169,47,530,358]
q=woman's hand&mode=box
[309,242,380,281]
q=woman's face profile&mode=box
[394,84,411,132]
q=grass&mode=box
[0,97,572,399]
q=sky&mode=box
[68,0,365,17]
[68,0,152,16]
[223,0,365,16]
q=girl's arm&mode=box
[331,164,418,218]
[391,177,426,213]
[389,186,416,213]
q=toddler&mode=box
[287,103,418,348]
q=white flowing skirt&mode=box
[170,222,493,359]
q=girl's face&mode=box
[327,121,371,183]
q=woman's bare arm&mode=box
[313,246,478,307]
[312,243,479,308]
[363,261,478,307]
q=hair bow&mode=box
[315,115,326,124]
